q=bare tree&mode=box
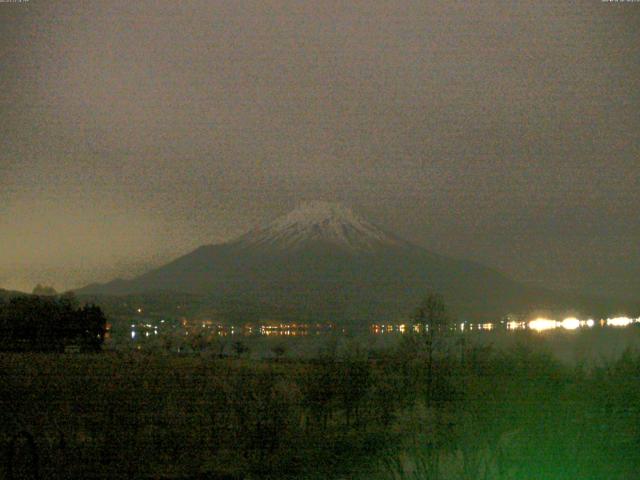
[411,292,453,402]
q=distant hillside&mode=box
[0,288,29,301]
[77,290,306,326]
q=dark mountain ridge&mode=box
[77,202,638,323]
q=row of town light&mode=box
[373,316,640,334]
[522,316,639,332]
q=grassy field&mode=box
[2,333,640,479]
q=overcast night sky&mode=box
[1,1,638,298]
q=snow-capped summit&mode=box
[232,201,406,252]
[269,201,364,229]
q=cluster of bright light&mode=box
[606,317,635,327]
[507,321,526,331]
[560,317,580,330]
[528,318,558,332]
[372,317,613,334]
[526,316,639,332]
[529,317,599,332]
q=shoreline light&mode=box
[560,317,580,330]
[528,318,557,332]
[606,317,634,327]
[507,321,525,331]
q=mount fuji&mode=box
[233,201,408,252]
[77,202,623,323]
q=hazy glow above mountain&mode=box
[270,201,366,229]
[233,201,406,252]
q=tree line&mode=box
[0,293,107,352]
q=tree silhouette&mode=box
[404,292,453,403]
[32,284,57,296]
[271,343,287,360]
[0,294,107,352]
[413,292,450,334]
[232,340,249,358]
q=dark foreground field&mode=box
[2,335,640,479]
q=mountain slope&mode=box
[77,202,635,323]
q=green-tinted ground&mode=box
[1,334,639,479]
